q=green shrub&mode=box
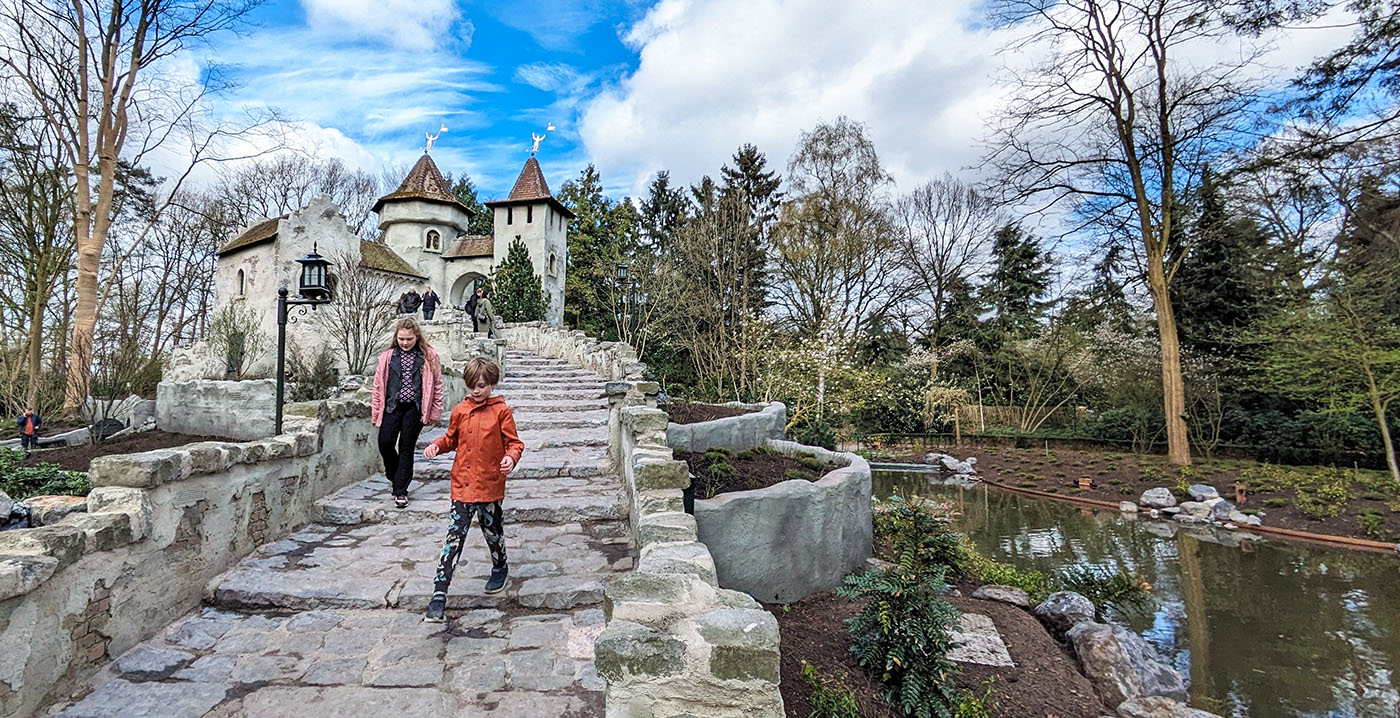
[0,450,90,500]
[799,455,829,472]
[1356,509,1389,540]
[702,447,733,462]
[840,564,962,718]
[796,420,837,450]
[785,468,814,481]
[1054,566,1153,619]
[1264,497,1290,508]
[1119,486,1135,496]
[873,495,966,577]
[1019,480,1038,488]
[1294,467,1353,520]
[960,540,1054,602]
[738,445,775,459]
[287,343,340,402]
[953,678,997,718]
[707,462,736,480]
[801,661,863,718]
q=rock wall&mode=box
[594,402,784,718]
[499,321,646,381]
[694,440,872,603]
[0,399,378,718]
[156,379,277,441]
[666,402,787,454]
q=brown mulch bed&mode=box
[20,431,219,473]
[676,448,833,499]
[891,445,1400,544]
[768,585,1111,718]
[662,401,754,425]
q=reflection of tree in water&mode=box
[874,473,1400,718]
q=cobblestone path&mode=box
[44,352,629,717]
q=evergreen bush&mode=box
[491,238,548,322]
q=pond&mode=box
[873,469,1400,718]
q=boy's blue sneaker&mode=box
[424,593,446,622]
[485,566,509,594]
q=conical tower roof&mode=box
[485,156,575,218]
[372,153,472,214]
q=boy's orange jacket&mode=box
[428,395,524,503]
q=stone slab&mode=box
[947,613,1015,667]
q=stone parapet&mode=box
[155,378,278,441]
[592,404,784,718]
[500,321,646,381]
[694,440,872,603]
[0,399,378,718]
[666,402,787,454]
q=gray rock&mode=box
[115,644,195,678]
[1227,510,1258,525]
[27,495,88,526]
[516,576,605,610]
[303,657,367,686]
[0,490,12,519]
[1119,501,1138,513]
[1160,507,1181,516]
[1068,622,1189,707]
[1186,485,1219,502]
[1139,488,1176,509]
[1209,500,1235,519]
[1117,696,1224,717]
[172,655,236,682]
[947,613,1014,667]
[1034,591,1096,635]
[1178,501,1212,518]
[971,585,1031,608]
[594,620,686,681]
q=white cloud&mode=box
[302,0,464,48]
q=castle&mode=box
[208,152,571,372]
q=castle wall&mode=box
[493,204,567,327]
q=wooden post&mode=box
[1234,482,1247,506]
[954,410,962,449]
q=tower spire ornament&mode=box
[530,123,556,155]
[424,123,448,152]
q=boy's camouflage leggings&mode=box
[433,500,506,594]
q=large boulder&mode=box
[0,490,12,520]
[971,585,1031,608]
[1068,622,1189,708]
[1208,500,1235,520]
[1185,485,1219,502]
[1139,488,1176,509]
[1117,696,1223,718]
[923,452,977,475]
[1033,591,1096,635]
[1177,501,1212,518]
[26,495,89,526]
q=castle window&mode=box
[527,206,533,223]
[237,269,246,297]
[548,253,557,276]
[426,229,441,251]
[507,207,513,225]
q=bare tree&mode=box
[772,117,912,340]
[207,301,270,379]
[215,154,381,235]
[0,0,267,414]
[320,252,398,375]
[985,0,1264,465]
[895,174,1002,371]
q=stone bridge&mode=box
[5,324,782,718]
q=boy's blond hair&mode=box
[463,357,501,387]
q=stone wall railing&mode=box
[666,402,787,454]
[499,321,645,381]
[0,399,378,718]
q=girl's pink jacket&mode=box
[370,346,445,426]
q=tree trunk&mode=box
[1147,258,1191,465]
[25,294,44,409]
[1365,377,1399,483]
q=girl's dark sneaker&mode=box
[424,594,446,622]
[395,495,409,509]
[485,566,508,594]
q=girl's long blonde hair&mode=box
[389,316,433,355]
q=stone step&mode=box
[504,400,610,413]
[511,412,609,431]
[313,477,626,526]
[497,389,608,402]
[505,367,602,377]
[417,427,609,450]
[204,521,630,613]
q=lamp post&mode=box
[274,244,333,435]
[615,263,635,342]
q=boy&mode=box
[16,408,40,450]
[421,357,523,622]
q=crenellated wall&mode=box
[0,398,378,718]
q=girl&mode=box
[370,317,444,508]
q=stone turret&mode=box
[375,153,474,284]
[485,156,572,328]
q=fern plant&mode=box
[838,560,962,717]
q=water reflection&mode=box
[873,470,1400,718]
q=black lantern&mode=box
[616,263,629,282]
[296,244,331,301]
[273,243,335,435]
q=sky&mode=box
[181,0,1356,206]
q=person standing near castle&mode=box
[463,288,482,333]
[370,318,443,509]
[476,288,501,339]
[421,357,523,621]
[397,286,422,316]
[421,286,440,321]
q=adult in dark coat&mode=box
[421,287,440,320]
[397,287,422,315]
[16,409,40,450]
[463,288,482,332]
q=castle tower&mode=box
[485,156,572,327]
[374,153,475,296]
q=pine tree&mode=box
[491,238,548,322]
[639,170,690,253]
[557,164,641,332]
[982,223,1053,340]
[447,173,493,235]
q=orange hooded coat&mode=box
[428,395,524,503]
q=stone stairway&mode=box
[44,351,630,718]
